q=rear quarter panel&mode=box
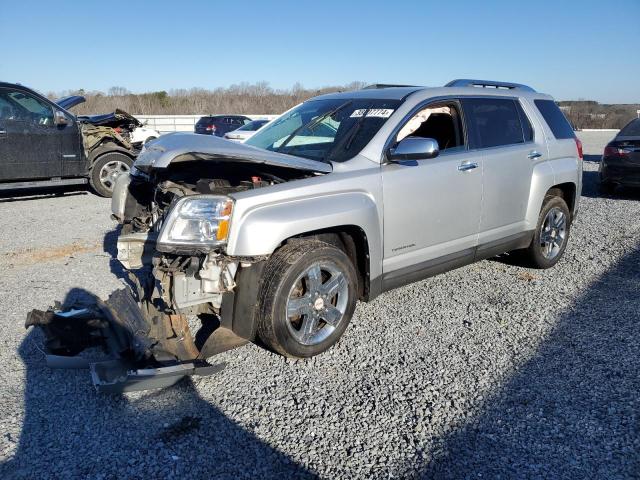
[522,98,582,226]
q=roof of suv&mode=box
[313,81,552,103]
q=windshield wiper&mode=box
[275,100,353,154]
[325,105,371,162]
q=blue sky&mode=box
[1,0,638,103]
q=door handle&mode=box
[528,150,543,159]
[457,162,479,172]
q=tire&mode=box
[520,195,571,269]
[256,240,358,358]
[89,152,133,198]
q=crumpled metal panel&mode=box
[134,132,333,173]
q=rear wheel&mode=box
[90,152,133,197]
[256,240,358,358]
[519,195,571,269]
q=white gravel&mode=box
[0,132,638,479]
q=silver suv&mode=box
[111,79,582,362]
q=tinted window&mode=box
[534,100,575,139]
[515,101,534,142]
[196,117,214,126]
[462,98,524,148]
[619,118,640,137]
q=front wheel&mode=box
[256,240,358,358]
[520,195,571,269]
[90,152,133,198]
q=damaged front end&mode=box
[27,134,331,392]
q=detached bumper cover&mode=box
[25,288,226,393]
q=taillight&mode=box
[206,124,216,132]
[575,137,583,160]
[604,145,629,158]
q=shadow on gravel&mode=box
[416,243,640,478]
[102,227,132,287]
[1,289,317,480]
[0,185,90,203]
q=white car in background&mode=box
[131,125,161,146]
[224,118,270,142]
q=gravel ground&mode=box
[0,131,638,479]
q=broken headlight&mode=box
[157,195,233,250]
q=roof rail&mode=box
[363,84,417,89]
[445,79,536,92]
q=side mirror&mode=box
[54,110,69,126]
[388,137,439,161]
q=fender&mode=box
[524,160,556,229]
[549,155,582,216]
[524,158,578,229]
[226,190,382,283]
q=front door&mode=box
[381,100,482,289]
[0,87,63,181]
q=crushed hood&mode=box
[78,109,142,129]
[134,132,333,173]
[55,95,86,110]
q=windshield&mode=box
[619,118,640,137]
[245,98,401,162]
[237,119,268,131]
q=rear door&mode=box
[0,87,63,180]
[461,97,545,245]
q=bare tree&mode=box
[53,83,638,129]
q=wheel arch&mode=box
[283,225,372,301]
[226,191,383,300]
[546,182,577,217]
[88,143,135,172]
[525,159,579,229]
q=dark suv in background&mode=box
[194,115,252,136]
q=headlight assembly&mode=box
[158,195,233,250]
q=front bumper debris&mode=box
[25,288,226,393]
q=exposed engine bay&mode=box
[26,135,328,391]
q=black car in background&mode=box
[600,118,640,194]
[194,115,252,136]
[0,82,137,197]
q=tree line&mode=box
[50,83,638,130]
[50,82,366,116]
[558,101,639,130]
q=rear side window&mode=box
[534,100,575,139]
[462,98,525,149]
[196,117,214,125]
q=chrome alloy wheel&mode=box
[99,160,130,192]
[285,261,349,346]
[540,207,567,259]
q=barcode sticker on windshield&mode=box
[350,109,394,118]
